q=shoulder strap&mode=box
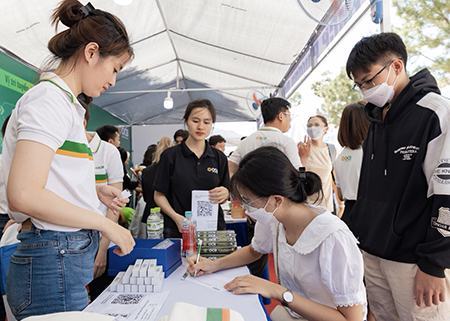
[326,143,336,183]
[275,222,280,283]
[326,143,337,162]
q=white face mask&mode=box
[244,198,278,225]
[362,66,398,108]
[307,126,323,140]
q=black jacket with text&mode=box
[349,69,450,277]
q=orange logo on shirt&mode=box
[207,167,219,174]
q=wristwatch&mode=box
[281,289,294,306]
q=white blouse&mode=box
[251,210,367,317]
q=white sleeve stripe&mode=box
[419,93,450,197]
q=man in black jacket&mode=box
[346,33,450,320]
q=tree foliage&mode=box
[394,0,450,84]
[312,69,362,126]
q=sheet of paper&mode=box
[191,190,219,231]
[84,291,169,321]
[184,268,244,292]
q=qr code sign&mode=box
[111,294,144,305]
[197,201,213,217]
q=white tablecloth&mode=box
[156,264,267,321]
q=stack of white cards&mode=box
[108,259,165,293]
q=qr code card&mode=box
[191,190,219,231]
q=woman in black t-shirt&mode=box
[154,100,230,238]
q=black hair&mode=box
[260,97,291,124]
[78,93,91,123]
[1,115,11,138]
[142,144,157,166]
[96,125,119,142]
[117,146,128,164]
[173,129,188,142]
[209,135,226,146]
[183,99,217,123]
[308,115,328,127]
[346,32,408,79]
[338,102,370,149]
[230,146,322,204]
[49,0,133,62]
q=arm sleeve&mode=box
[16,86,72,151]
[105,144,124,184]
[416,101,450,277]
[228,144,242,165]
[250,220,274,254]
[319,230,367,307]
[284,137,302,168]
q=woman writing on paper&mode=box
[188,146,367,321]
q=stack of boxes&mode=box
[108,259,164,293]
[197,230,237,258]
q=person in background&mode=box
[0,115,11,320]
[141,137,172,223]
[346,32,450,321]
[141,144,157,167]
[154,100,230,238]
[118,146,139,193]
[96,124,121,147]
[189,147,367,321]
[173,129,188,145]
[209,135,226,153]
[299,115,338,213]
[229,97,301,176]
[0,116,11,233]
[1,1,135,319]
[334,102,369,228]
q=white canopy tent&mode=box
[0,0,366,125]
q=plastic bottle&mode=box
[182,211,197,257]
[147,207,164,239]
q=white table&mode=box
[88,264,268,321]
[155,264,267,320]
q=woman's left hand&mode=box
[209,186,229,204]
[224,274,284,299]
[97,185,129,213]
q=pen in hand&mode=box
[194,239,203,277]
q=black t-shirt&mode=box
[141,163,159,223]
[154,142,229,236]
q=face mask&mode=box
[244,199,278,225]
[362,66,398,108]
[307,126,323,140]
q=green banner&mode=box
[0,67,33,94]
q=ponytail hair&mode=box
[48,0,133,63]
[230,146,323,204]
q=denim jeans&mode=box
[0,213,9,320]
[6,226,99,320]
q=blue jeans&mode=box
[0,213,9,319]
[6,226,99,320]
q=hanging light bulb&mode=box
[113,0,133,6]
[163,91,174,110]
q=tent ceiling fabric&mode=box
[1,0,333,125]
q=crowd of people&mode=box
[0,1,449,321]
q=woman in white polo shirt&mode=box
[334,102,369,228]
[2,1,135,319]
[189,147,367,321]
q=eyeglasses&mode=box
[240,196,264,212]
[352,61,393,90]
